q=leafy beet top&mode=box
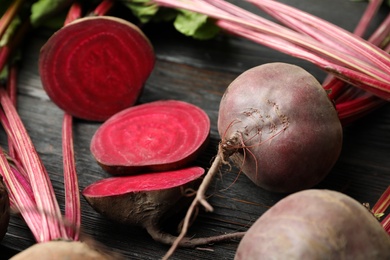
[91,100,210,175]
[82,166,205,197]
[39,16,155,121]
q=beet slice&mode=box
[90,100,210,175]
[39,16,155,121]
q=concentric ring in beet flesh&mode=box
[90,100,210,175]
[39,16,155,121]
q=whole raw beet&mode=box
[235,189,390,259]
[218,63,343,193]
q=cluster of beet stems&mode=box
[0,0,389,259]
[0,0,114,245]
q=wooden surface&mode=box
[1,0,390,259]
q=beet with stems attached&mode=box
[90,100,210,175]
[218,62,343,193]
[235,189,390,259]
[0,176,10,241]
[39,16,155,121]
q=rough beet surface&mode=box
[218,63,343,193]
[39,16,155,121]
[235,189,390,259]
[90,100,210,175]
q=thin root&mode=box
[162,149,224,260]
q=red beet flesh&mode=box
[90,100,210,175]
[83,167,205,197]
[39,16,155,121]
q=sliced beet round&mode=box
[39,16,155,121]
[90,100,210,175]
[82,166,205,227]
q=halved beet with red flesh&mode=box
[90,100,210,175]
[39,16,155,121]
[82,166,205,227]
[83,167,245,246]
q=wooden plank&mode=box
[1,0,389,259]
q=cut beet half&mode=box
[39,16,155,121]
[82,166,205,227]
[90,100,210,175]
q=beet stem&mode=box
[64,2,83,25]
[372,185,390,216]
[0,0,24,40]
[0,148,42,241]
[353,0,383,38]
[381,213,390,234]
[153,0,390,99]
[91,0,115,16]
[62,113,81,240]
[5,64,19,159]
[368,14,390,47]
[0,88,67,241]
[250,0,389,72]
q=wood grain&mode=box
[1,0,389,259]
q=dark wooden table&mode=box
[1,0,389,259]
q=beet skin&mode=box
[218,63,343,193]
[235,189,390,259]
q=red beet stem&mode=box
[5,64,19,159]
[92,0,115,16]
[368,14,390,48]
[153,0,390,99]
[0,149,42,241]
[381,213,390,234]
[0,0,24,40]
[0,88,67,242]
[250,0,389,72]
[372,185,390,216]
[353,0,383,38]
[327,3,389,125]
[64,2,83,25]
[62,113,80,240]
